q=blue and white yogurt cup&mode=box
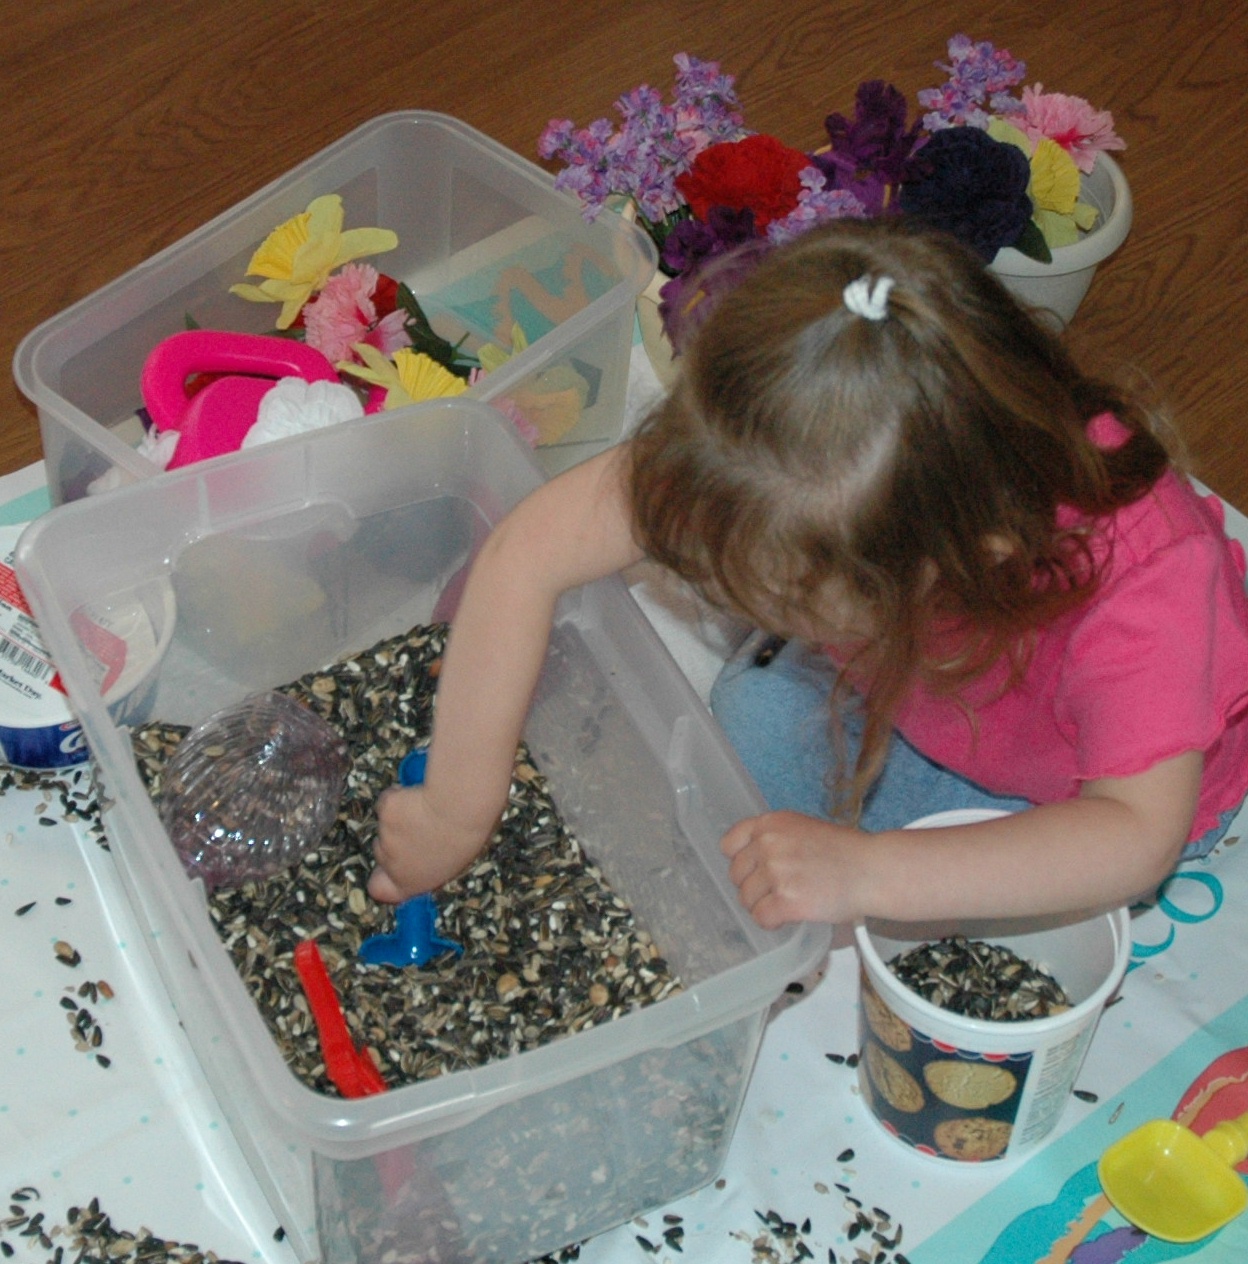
[0,522,173,769]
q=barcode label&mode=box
[0,634,55,683]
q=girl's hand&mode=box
[722,749,1202,930]
[368,785,492,904]
[720,811,868,929]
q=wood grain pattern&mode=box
[3,1,1246,505]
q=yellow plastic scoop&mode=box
[1098,1108,1248,1242]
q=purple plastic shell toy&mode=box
[159,691,349,890]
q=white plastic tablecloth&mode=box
[4,353,1248,1263]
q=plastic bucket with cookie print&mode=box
[853,809,1131,1163]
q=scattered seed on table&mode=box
[1073,1088,1099,1103]
[55,896,72,906]
[837,1148,855,1163]
[826,1052,846,1064]
[14,902,35,917]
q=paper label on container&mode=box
[0,538,73,727]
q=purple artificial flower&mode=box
[812,80,925,215]
[538,54,748,234]
[660,204,758,276]
[766,168,869,244]
[898,125,1032,261]
[657,237,774,355]
[916,34,1027,130]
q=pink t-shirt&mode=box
[891,416,1248,842]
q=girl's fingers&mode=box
[367,865,406,904]
[720,820,750,858]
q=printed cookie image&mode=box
[934,1116,1013,1161]
[861,974,912,1052]
[857,1059,876,1112]
[865,1041,925,1113]
[924,1059,1018,1109]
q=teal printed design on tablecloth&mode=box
[1129,868,1226,972]
[0,485,50,526]
[909,990,1248,1264]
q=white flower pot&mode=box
[989,153,1132,329]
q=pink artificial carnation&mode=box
[1018,85,1126,174]
[303,263,410,364]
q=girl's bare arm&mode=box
[370,443,644,901]
[722,749,1202,927]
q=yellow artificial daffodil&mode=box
[988,119,1100,251]
[229,195,398,329]
[1029,137,1100,247]
[339,344,468,410]
[476,323,529,374]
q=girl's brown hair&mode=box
[628,217,1173,817]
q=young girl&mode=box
[369,218,1248,931]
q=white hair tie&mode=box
[843,275,894,321]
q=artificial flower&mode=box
[339,344,468,411]
[1017,85,1126,175]
[302,263,410,364]
[538,53,747,241]
[242,378,365,448]
[543,35,1126,348]
[675,134,810,231]
[660,205,758,279]
[479,386,542,447]
[899,125,1033,261]
[917,33,1027,130]
[476,323,529,374]
[657,237,773,355]
[766,170,868,245]
[814,80,925,215]
[507,365,590,446]
[229,195,398,329]
[989,119,1100,250]
[1026,137,1081,214]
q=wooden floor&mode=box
[4,1,1247,505]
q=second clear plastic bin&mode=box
[13,111,656,502]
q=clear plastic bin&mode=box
[15,400,830,1264]
[13,112,656,503]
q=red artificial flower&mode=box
[676,134,811,230]
[371,272,400,318]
